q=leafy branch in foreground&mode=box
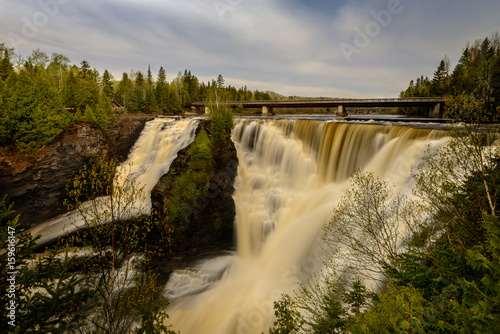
[323,170,425,284]
[0,196,91,333]
[62,156,176,333]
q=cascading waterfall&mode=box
[165,118,448,334]
[31,118,199,246]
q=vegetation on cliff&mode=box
[62,156,175,333]
[165,128,213,224]
[153,110,237,254]
[0,154,178,333]
[400,32,500,116]
[0,45,116,153]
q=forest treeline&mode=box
[400,32,500,115]
[0,44,272,152]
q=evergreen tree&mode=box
[217,74,225,88]
[144,65,157,112]
[101,69,115,99]
[155,67,169,112]
[168,88,181,114]
[80,60,91,78]
[1,68,71,150]
[83,105,98,124]
[132,71,145,111]
[116,72,132,111]
[62,70,78,108]
[94,94,116,128]
[0,50,14,81]
[0,196,92,333]
[431,58,450,96]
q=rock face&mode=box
[0,115,154,228]
[151,120,238,261]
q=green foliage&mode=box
[83,105,98,124]
[0,68,72,151]
[400,32,500,115]
[63,155,172,333]
[0,49,14,81]
[17,249,93,333]
[460,214,500,332]
[343,279,372,315]
[269,273,375,334]
[165,128,213,224]
[236,103,245,113]
[348,285,428,334]
[296,272,348,334]
[0,196,91,333]
[101,69,115,98]
[210,104,234,157]
[323,171,423,282]
[269,294,303,334]
[1,44,282,149]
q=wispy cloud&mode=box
[1,0,499,97]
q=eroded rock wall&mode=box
[151,120,238,261]
[0,115,154,228]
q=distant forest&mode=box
[400,32,500,115]
[0,44,272,152]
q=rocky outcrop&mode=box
[151,120,238,263]
[0,115,154,228]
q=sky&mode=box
[1,0,499,98]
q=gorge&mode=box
[21,116,449,333]
[164,117,448,333]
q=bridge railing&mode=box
[189,97,445,106]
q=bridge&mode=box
[188,97,446,118]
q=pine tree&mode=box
[155,67,169,112]
[94,93,116,128]
[217,74,225,88]
[431,58,449,96]
[0,196,91,333]
[101,69,115,99]
[0,49,14,81]
[168,88,181,114]
[145,65,157,112]
[132,71,145,111]
[83,105,98,124]
[80,60,91,78]
[116,72,132,111]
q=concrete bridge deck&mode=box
[188,97,446,117]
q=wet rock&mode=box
[0,115,154,228]
[151,120,239,263]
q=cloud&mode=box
[1,0,499,97]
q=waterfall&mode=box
[165,118,448,334]
[31,118,199,246]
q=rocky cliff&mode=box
[0,115,154,228]
[151,120,238,263]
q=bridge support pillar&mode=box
[429,103,441,118]
[337,105,347,117]
[262,106,273,115]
